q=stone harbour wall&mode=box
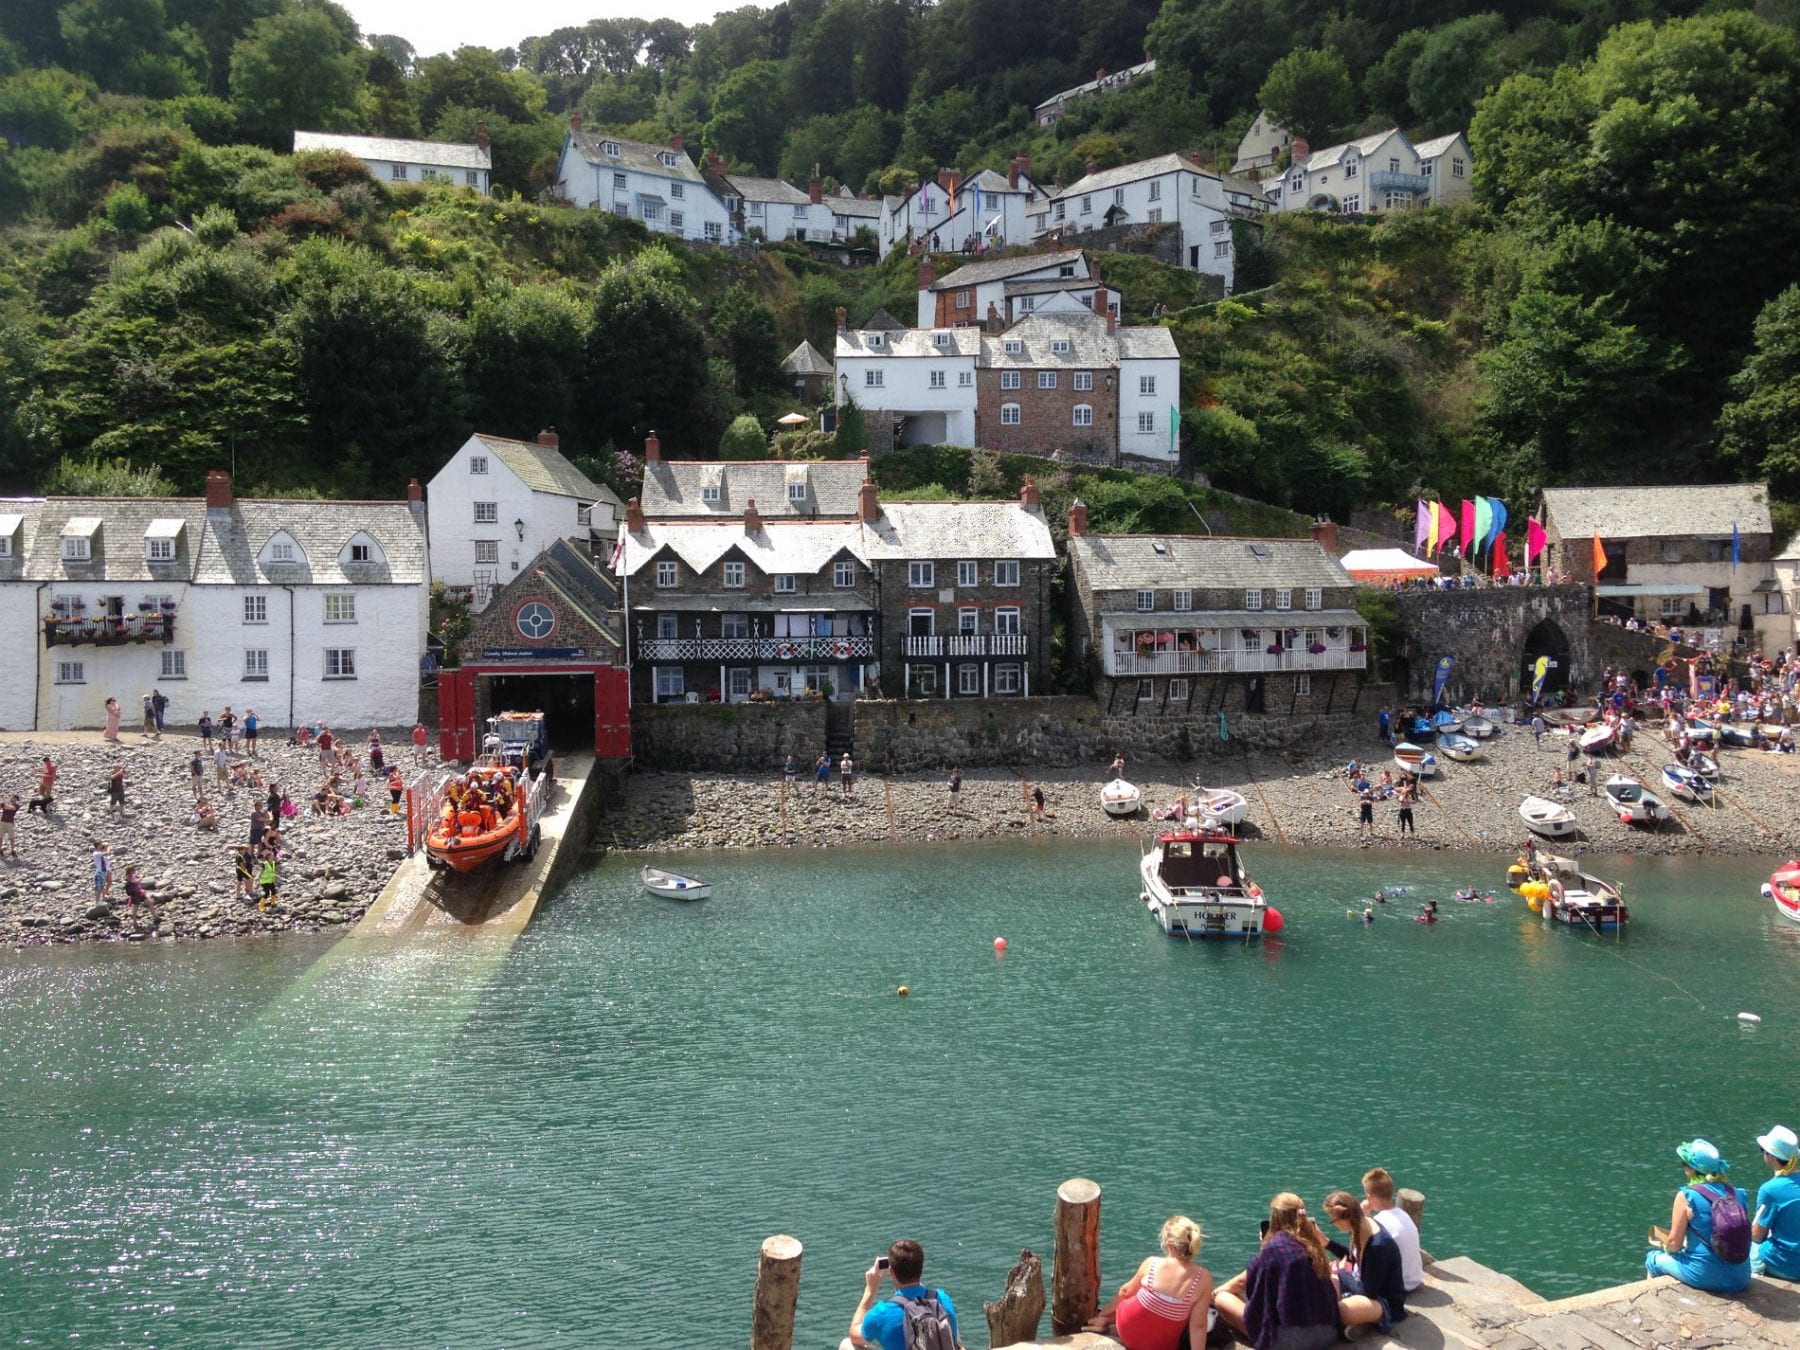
[1389,585,1594,704]
[632,702,827,771]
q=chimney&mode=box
[986,300,1002,332]
[708,148,726,177]
[626,497,646,533]
[569,110,583,134]
[1106,307,1115,335]
[1021,475,1040,509]
[744,497,762,533]
[918,255,936,290]
[1096,67,1109,81]
[858,478,879,523]
[1069,499,1088,537]
[644,430,661,462]
[1289,136,1309,166]
[1091,288,1106,317]
[809,163,822,205]
[205,470,232,511]
[1085,157,1098,176]
[476,122,489,153]
[1309,517,1339,554]
[1008,156,1021,190]
[406,477,423,504]
[835,306,848,332]
[670,130,684,153]
[1019,154,1030,184]
[536,427,559,449]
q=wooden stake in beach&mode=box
[984,1248,1046,1348]
[751,1233,803,1350]
[1052,1177,1102,1334]
[1398,1189,1425,1229]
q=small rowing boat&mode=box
[1602,774,1665,825]
[1690,750,1720,780]
[1430,709,1465,736]
[1578,723,1616,754]
[1437,733,1481,762]
[1458,712,1497,739]
[1101,778,1142,816]
[642,866,711,901]
[1761,861,1800,925]
[1520,795,1577,838]
[1660,763,1713,805]
[1393,742,1438,778]
[1192,786,1248,826]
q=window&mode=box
[913,668,937,695]
[61,537,90,561]
[161,650,186,679]
[1137,412,1154,433]
[704,222,722,242]
[1245,588,1263,610]
[243,594,268,624]
[642,201,663,222]
[1054,202,1066,220]
[749,201,763,216]
[1389,157,1400,173]
[1174,589,1192,612]
[1147,209,1163,223]
[469,455,488,474]
[614,203,630,218]
[349,542,371,563]
[466,170,480,187]
[958,665,981,695]
[929,369,946,389]
[1344,159,1358,180]
[994,560,1019,587]
[1113,188,1124,205]
[1074,372,1093,391]
[654,668,684,701]
[670,211,684,232]
[1210,220,1228,235]
[1081,195,1092,214]
[834,561,855,589]
[958,607,978,634]
[324,592,357,623]
[391,164,407,181]
[774,574,796,594]
[866,333,884,348]
[656,560,677,587]
[933,332,951,347]
[146,538,174,562]
[473,502,498,523]
[670,182,684,199]
[1019,296,1036,314]
[323,648,356,679]
[1051,339,1071,355]
[602,141,620,157]
[955,289,971,310]
[55,661,84,684]
[723,561,746,588]
[699,484,722,505]
[908,561,934,588]
[1038,372,1058,389]
[656,613,678,640]
[1275,588,1292,610]
[864,369,883,388]
[1000,371,1021,390]
[1305,588,1322,610]
[1137,679,1155,701]
[1452,157,1465,178]
[1003,340,1022,355]
[475,541,499,565]
[994,664,1021,694]
[244,649,268,680]
[787,482,807,502]
[0,536,9,558]
[722,613,750,638]
[1137,590,1155,611]
[660,152,678,168]
[1139,375,1156,395]
[1170,678,1189,701]
[1148,180,1162,201]
[956,560,978,588]
[1000,404,1021,426]
[1073,405,1093,427]
[1660,540,1682,562]
[576,503,593,528]
[958,371,972,387]
[1295,674,1312,696]
[728,668,751,700]
[1343,197,1360,214]
[1661,596,1685,619]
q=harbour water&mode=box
[3,841,1796,1349]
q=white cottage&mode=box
[553,120,732,244]
[293,130,491,193]
[1265,129,1426,215]
[0,473,429,732]
[1414,132,1473,208]
[1038,154,1241,291]
[426,430,622,607]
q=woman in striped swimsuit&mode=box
[1085,1215,1213,1350]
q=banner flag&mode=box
[1416,501,1432,553]
[1732,522,1741,572]
[1432,655,1455,706]
[1526,518,1547,565]
[1533,655,1550,701]
[1487,498,1508,553]
[1492,530,1511,578]
[1435,501,1458,554]
[1421,500,1437,553]
[1460,500,1477,557]
[1473,497,1494,555]
[1591,532,1606,578]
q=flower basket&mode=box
[51,601,67,613]
[1350,641,1367,653]
[1241,628,1260,641]
[1266,643,1284,655]
[1326,626,1343,639]
[160,600,177,613]
[1308,643,1327,654]
[1285,628,1300,643]
[137,602,154,612]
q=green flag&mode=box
[1170,404,1180,455]
[1473,497,1493,560]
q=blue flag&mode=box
[1486,498,1508,554]
[1732,522,1740,572]
[1432,655,1455,707]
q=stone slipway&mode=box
[352,751,600,938]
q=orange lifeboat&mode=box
[425,767,527,873]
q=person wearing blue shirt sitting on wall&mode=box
[1753,1124,1800,1281]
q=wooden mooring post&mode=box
[751,1234,803,1350]
[1398,1188,1426,1229]
[984,1248,1046,1348]
[1052,1177,1102,1335]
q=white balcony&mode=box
[1108,646,1366,676]
[904,633,1028,658]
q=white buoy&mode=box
[1738,1012,1762,1024]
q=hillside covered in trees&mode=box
[2,0,1800,532]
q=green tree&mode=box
[711,284,782,396]
[465,285,588,444]
[1407,14,1507,134]
[718,412,769,458]
[42,453,175,494]
[705,59,785,173]
[413,46,542,128]
[579,246,708,453]
[1720,285,1800,499]
[228,3,365,146]
[1362,28,1428,125]
[1257,47,1354,142]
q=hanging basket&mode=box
[1241,628,1260,641]
[1326,625,1343,639]
[1308,642,1327,654]
[1350,640,1367,652]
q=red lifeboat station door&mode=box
[439,665,631,763]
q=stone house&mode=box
[294,129,491,192]
[1541,483,1780,647]
[0,472,428,732]
[1065,507,1368,715]
[916,250,1090,330]
[554,120,732,245]
[1036,154,1246,290]
[780,341,835,403]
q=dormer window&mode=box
[701,485,721,504]
[1003,340,1022,354]
[867,333,883,348]
[787,483,807,502]
[341,533,383,566]
[146,538,174,562]
[933,332,950,347]
[271,541,295,562]
[660,152,678,168]
[602,141,620,157]
[1050,339,1070,354]
[62,537,90,561]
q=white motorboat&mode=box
[1602,774,1666,825]
[1458,712,1497,739]
[1102,778,1142,816]
[1578,723,1616,754]
[642,866,711,901]
[1140,829,1273,939]
[1660,763,1713,805]
[1393,742,1438,778]
[1192,786,1249,826]
[1520,795,1577,838]
[1690,750,1720,780]
[1437,733,1481,762]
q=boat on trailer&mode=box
[423,762,541,872]
[1140,830,1268,939]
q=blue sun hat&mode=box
[1677,1138,1729,1174]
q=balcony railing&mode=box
[1368,170,1430,194]
[45,616,177,649]
[638,634,875,662]
[1108,646,1366,676]
[903,633,1029,658]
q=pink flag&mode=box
[1434,501,1458,554]
[1460,500,1476,557]
[1526,518,1547,565]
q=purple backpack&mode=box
[1693,1183,1751,1264]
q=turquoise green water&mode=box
[3,842,1797,1349]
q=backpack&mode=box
[1694,1183,1751,1264]
[893,1290,957,1350]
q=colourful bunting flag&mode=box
[1492,530,1511,578]
[1591,532,1606,578]
[1460,500,1477,558]
[1487,498,1508,553]
[1419,500,1435,554]
[1435,501,1458,554]
[1471,498,1490,558]
[1526,518,1547,565]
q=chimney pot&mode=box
[1309,517,1339,554]
[626,497,646,533]
[809,163,822,205]
[1021,475,1040,509]
[1096,67,1108,81]
[569,110,583,134]
[644,430,661,462]
[476,121,489,152]
[205,470,233,511]
[1069,499,1088,536]
[858,479,879,524]
[406,477,423,504]
[1085,157,1098,175]
[744,497,762,532]
[536,426,559,449]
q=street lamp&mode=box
[513,518,526,541]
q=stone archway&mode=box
[1521,619,1572,703]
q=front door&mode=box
[909,610,934,636]
[1245,676,1265,714]
[728,668,752,701]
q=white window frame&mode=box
[1245,589,1263,611]
[956,560,978,588]
[704,222,723,242]
[787,482,807,502]
[244,648,268,680]
[656,560,678,588]
[654,667,684,701]
[958,371,972,387]
[994,606,1021,636]
[470,455,488,474]
[270,540,295,563]
[1000,370,1021,390]
[145,537,174,562]
[161,649,186,679]
[474,540,499,565]
[243,594,268,624]
[957,665,981,695]
[994,560,1020,587]
[390,164,407,181]
[864,369,883,388]
[1038,371,1057,389]
[929,369,946,389]
[723,561,746,588]
[1073,404,1093,427]
[908,561,934,588]
[349,542,372,563]
[473,501,498,523]
[833,561,855,589]
[774,574,796,594]
[958,607,979,634]
[701,485,722,504]
[1050,339,1070,355]
[1275,588,1292,611]
[656,613,678,640]
[1139,375,1156,396]
[324,592,357,623]
[1305,588,1322,610]
[1296,674,1312,696]
[323,648,356,680]
[1136,590,1155,611]
[1169,678,1189,701]
[1073,372,1093,392]
[55,660,85,684]
[61,537,90,561]
[1137,412,1154,433]
[1137,678,1154,701]
[994,664,1021,694]
[1173,589,1192,612]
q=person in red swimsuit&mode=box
[1085,1215,1213,1350]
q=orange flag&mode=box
[1591,532,1605,577]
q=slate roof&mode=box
[0,496,425,586]
[474,538,621,648]
[830,196,883,219]
[1542,484,1772,539]
[639,460,869,520]
[928,250,1085,292]
[1412,132,1466,160]
[1069,535,1352,593]
[876,502,1056,560]
[1053,153,1209,202]
[782,341,834,376]
[293,131,491,171]
[724,173,812,205]
[472,433,615,506]
[1004,277,1112,296]
[566,131,706,184]
[1035,60,1156,112]
[835,329,982,358]
[979,312,1178,366]
[863,308,909,331]
[1300,130,1404,173]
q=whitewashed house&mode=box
[1033,60,1156,127]
[1414,132,1473,207]
[293,129,492,192]
[1231,111,1291,175]
[833,325,983,448]
[554,120,732,244]
[714,172,835,243]
[1037,155,1240,291]
[878,160,1046,259]
[915,250,1091,329]
[829,187,883,243]
[0,474,428,732]
[1264,129,1426,214]
[427,430,622,608]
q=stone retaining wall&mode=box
[632,702,827,771]
[1389,585,1594,704]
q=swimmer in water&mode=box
[1417,900,1440,924]
[1363,907,1375,924]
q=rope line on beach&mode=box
[1241,757,1288,845]
[1415,779,1473,846]
[880,776,898,841]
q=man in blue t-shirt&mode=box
[842,1238,959,1350]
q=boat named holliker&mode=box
[1140,829,1277,938]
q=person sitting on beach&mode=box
[1362,1170,1424,1293]
[311,788,334,816]
[1085,1215,1213,1350]
[191,798,220,831]
[1322,1190,1407,1334]
[1646,1138,1752,1293]
[1213,1193,1339,1350]
[843,1239,959,1350]
[1752,1125,1800,1281]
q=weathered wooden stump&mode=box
[1398,1189,1426,1228]
[1052,1177,1103,1335]
[984,1247,1046,1348]
[751,1233,803,1350]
